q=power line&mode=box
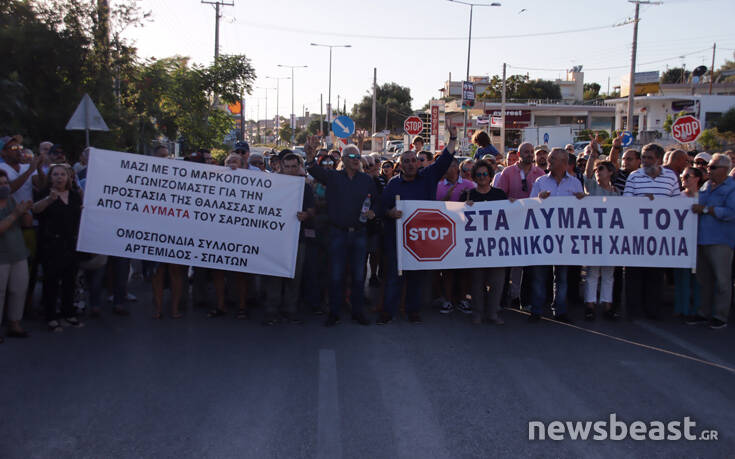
[235,20,630,41]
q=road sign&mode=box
[621,131,633,147]
[404,116,423,136]
[66,94,109,132]
[543,133,550,144]
[332,115,355,138]
[402,208,456,262]
[671,115,702,143]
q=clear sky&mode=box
[124,0,735,121]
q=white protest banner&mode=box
[77,148,304,278]
[396,196,698,271]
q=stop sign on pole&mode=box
[671,115,702,143]
[404,116,423,136]
[402,208,456,262]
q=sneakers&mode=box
[351,313,370,326]
[584,307,595,321]
[709,319,728,330]
[376,312,393,325]
[407,312,423,324]
[685,315,708,326]
[439,300,454,314]
[324,313,340,327]
[457,299,473,315]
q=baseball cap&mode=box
[0,135,22,151]
[694,152,712,163]
[234,141,250,153]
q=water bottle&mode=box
[359,194,371,223]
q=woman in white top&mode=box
[674,166,705,320]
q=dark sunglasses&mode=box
[418,157,426,162]
[382,164,393,169]
[346,153,360,159]
[322,160,334,166]
[461,168,471,173]
[595,166,607,172]
[707,165,723,171]
[695,161,708,166]
[681,174,696,179]
[475,171,490,177]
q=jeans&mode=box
[383,247,429,317]
[42,255,78,321]
[530,265,568,315]
[471,267,505,321]
[328,228,367,316]
[673,268,700,316]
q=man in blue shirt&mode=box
[306,140,377,327]
[689,153,735,329]
[377,126,457,324]
[529,148,585,324]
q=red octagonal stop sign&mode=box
[671,115,702,143]
[403,208,456,262]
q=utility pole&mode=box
[320,93,324,135]
[277,64,308,145]
[240,94,245,141]
[311,43,351,134]
[371,68,377,136]
[626,0,661,132]
[256,87,274,142]
[266,76,291,146]
[201,0,233,60]
[337,95,340,116]
[709,42,716,95]
[448,0,501,151]
[500,63,506,156]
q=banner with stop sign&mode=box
[671,115,702,143]
[395,197,697,271]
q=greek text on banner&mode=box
[396,197,698,271]
[77,148,304,278]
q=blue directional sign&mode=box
[332,115,355,138]
[621,130,633,147]
[543,132,550,144]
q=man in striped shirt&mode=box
[622,143,678,321]
[623,143,680,198]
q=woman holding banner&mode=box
[32,164,83,332]
[673,167,704,321]
[461,160,507,325]
[582,142,620,321]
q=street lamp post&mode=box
[310,43,351,134]
[266,75,291,146]
[256,86,275,143]
[448,0,500,150]
[277,64,308,146]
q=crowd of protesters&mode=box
[0,129,734,343]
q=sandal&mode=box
[236,309,249,320]
[64,316,84,328]
[48,320,64,333]
[170,312,183,319]
[207,308,227,318]
[152,312,163,320]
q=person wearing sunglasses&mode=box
[305,139,377,327]
[491,142,545,309]
[581,138,620,321]
[689,153,735,330]
[461,160,507,325]
[693,152,712,181]
[377,125,459,325]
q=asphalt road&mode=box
[2,278,734,458]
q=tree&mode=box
[713,52,735,83]
[350,82,412,133]
[663,111,687,134]
[307,118,329,136]
[698,128,721,151]
[661,67,690,84]
[715,107,735,133]
[583,83,601,100]
[477,75,561,100]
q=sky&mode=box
[123,0,735,121]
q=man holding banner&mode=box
[376,126,458,325]
[527,148,585,323]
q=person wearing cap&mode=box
[688,153,735,330]
[233,141,261,172]
[304,137,377,327]
[376,126,458,325]
[471,130,501,160]
[693,152,712,180]
[412,136,425,153]
[534,146,549,172]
